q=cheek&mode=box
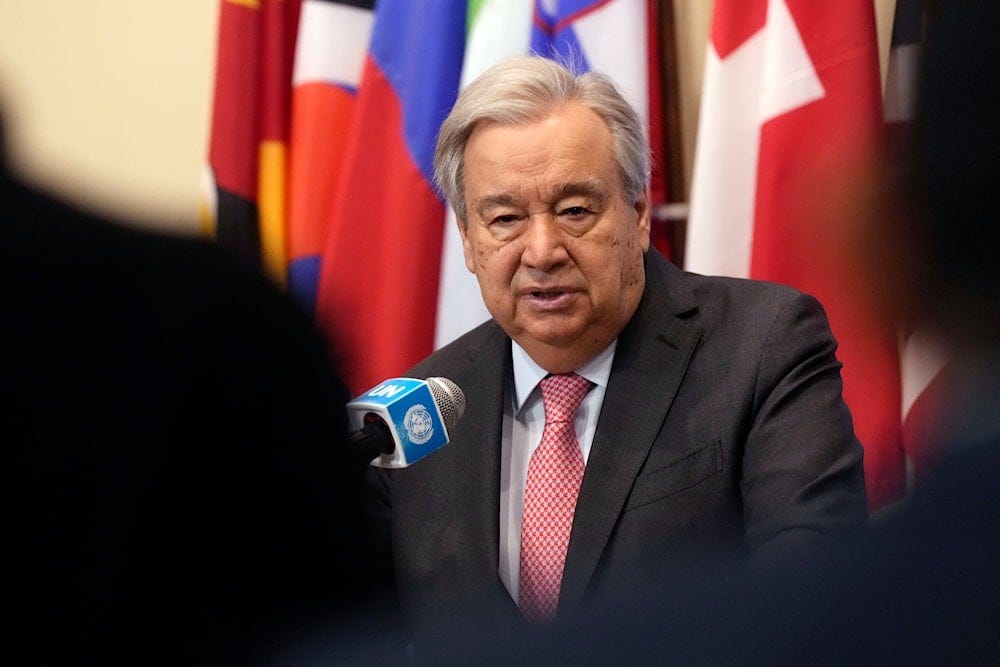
[585,229,644,293]
[621,256,644,292]
[465,231,497,270]
[622,234,645,279]
[476,260,517,317]
[471,246,519,291]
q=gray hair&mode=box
[433,56,650,222]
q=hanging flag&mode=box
[286,0,376,312]
[685,0,904,510]
[204,0,301,285]
[313,0,665,395]
[312,1,467,395]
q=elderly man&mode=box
[365,55,867,651]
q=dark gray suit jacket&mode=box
[366,249,868,648]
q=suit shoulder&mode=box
[683,271,825,317]
[406,319,506,379]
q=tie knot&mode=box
[540,373,592,424]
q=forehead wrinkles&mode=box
[464,105,621,218]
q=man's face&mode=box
[459,102,650,373]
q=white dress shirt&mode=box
[498,340,616,603]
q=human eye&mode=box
[557,203,598,234]
[560,206,592,219]
[482,210,526,241]
[491,213,521,225]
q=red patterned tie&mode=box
[519,372,592,623]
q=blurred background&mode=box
[0,1,896,235]
[0,1,217,233]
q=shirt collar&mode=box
[510,340,617,415]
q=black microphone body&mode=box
[347,417,393,468]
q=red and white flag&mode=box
[685,0,904,510]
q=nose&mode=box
[520,215,569,271]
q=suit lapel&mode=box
[458,325,509,568]
[426,323,517,615]
[560,251,702,610]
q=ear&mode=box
[634,189,651,252]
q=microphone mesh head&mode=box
[426,377,466,430]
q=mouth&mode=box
[520,288,578,310]
[529,289,569,300]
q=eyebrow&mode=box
[474,194,517,218]
[553,179,608,202]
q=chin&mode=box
[523,324,585,348]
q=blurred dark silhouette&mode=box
[0,98,396,663]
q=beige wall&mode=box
[0,1,218,233]
[0,1,896,235]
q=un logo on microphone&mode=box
[346,377,456,467]
[403,404,434,445]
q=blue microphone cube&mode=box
[346,378,450,468]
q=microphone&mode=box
[346,377,466,468]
